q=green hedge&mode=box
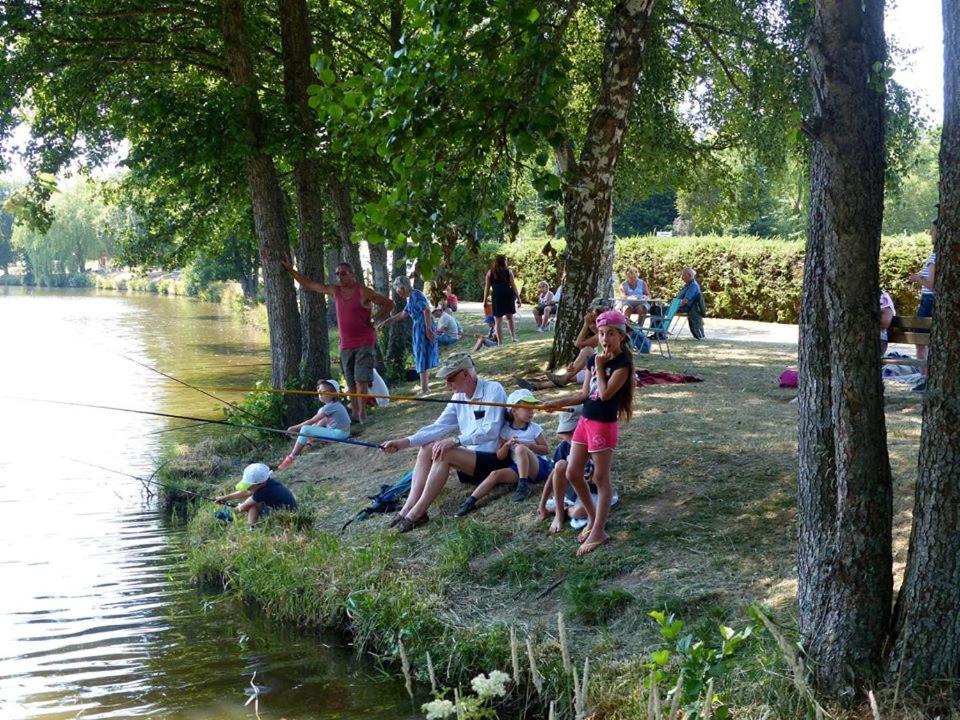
[442,234,932,324]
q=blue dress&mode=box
[406,290,439,373]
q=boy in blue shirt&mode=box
[215,463,298,528]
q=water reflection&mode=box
[0,288,417,720]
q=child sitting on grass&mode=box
[454,389,551,516]
[278,379,352,471]
[538,406,593,531]
[471,314,498,352]
[215,463,298,528]
[545,310,634,556]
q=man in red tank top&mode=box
[282,259,394,422]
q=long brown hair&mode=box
[491,254,510,282]
[609,328,634,422]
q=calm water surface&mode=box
[0,288,417,720]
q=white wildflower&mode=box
[470,670,510,700]
[422,698,456,719]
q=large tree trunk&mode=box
[385,246,410,381]
[368,241,390,294]
[796,0,892,698]
[329,178,363,276]
[220,0,302,420]
[278,0,331,390]
[887,0,960,683]
[549,0,657,368]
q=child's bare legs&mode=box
[506,314,517,342]
[419,370,430,393]
[548,459,569,533]
[577,450,612,556]
[236,498,260,528]
[470,468,518,501]
[494,316,504,345]
[511,444,536,500]
[537,473,555,520]
[456,467,518,516]
[564,445,595,535]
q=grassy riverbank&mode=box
[159,316,928,718]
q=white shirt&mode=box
[920,252,937,296]
[500,421,547,457]
[435,311,459,335]
[406,378,507,452]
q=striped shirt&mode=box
[920,252,937,296]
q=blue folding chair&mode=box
[640,297,682,358]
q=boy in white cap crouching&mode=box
[215,463,298,528]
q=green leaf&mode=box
[648,610,667,625]
[319,68,336,85]
[527,8,540,22]
[327,103,344,120]
[719,625,735,641]
[651,649,670,666]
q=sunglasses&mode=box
[335,270,351,276]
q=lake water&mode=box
[0,287,417,720]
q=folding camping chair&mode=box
[640,297,682,358]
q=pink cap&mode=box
[596,310,630,331]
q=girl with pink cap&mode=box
[545,310,634,556]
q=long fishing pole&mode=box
[65,456,220,502]
[120,353,262,425]
[187,386,574,412]
[146,420,216,436]
[6,396,385,449]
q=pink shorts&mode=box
[571,416,618,452]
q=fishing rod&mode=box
[65,456,221,502]
[5,396,385,449]
[146,420,216,436]
[120,354,263,425]
[187,386,574,412]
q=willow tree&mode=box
[796,0,892,697]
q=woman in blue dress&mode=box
[380,275,439,393]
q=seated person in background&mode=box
[533,281,557,332]
[519,298,609,390]
[472,314,498,351]
[215,463,298,528]
[433,305,462,346]
[443,283,459,312]
[279,379,352,470]
[677,267,705,340]
[880,289,896,355]
[618,267,650,324]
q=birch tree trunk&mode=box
[367,241,390,294]
[278,0,331,390]
[550,0,657,368]
[887,0,960,683]
[796,0,892,698]
[220,0,302,418]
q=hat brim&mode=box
[557,422,578,433]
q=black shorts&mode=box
[456,451,511,484]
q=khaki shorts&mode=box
[340,345,376,387]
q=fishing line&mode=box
[185,386,575,412]
[5,396,385,449]
[64,456,220,502]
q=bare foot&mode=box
[548,516,564,534]
[537,506,550,521]
[577,526,593,543]
[576,533,610,557]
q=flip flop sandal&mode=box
[577,537,611,557]
[396,513,430,533]
[388,513,405,528]
[577,526,592,543]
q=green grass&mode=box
[162,316,931,718]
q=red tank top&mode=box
[334,285,377,350]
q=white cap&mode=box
[506,389,539,406]
[319,378,340,393]
[236,463,272,490]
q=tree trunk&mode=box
[368,241,390,294]
[796,0,892,698]
[549,0,657,369]
[278,0,331,390]
[220,0,302,418]
[887,0,960,683]
[385,246,410,381]
[329,178,363,276]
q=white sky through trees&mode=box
[0,2,946,183]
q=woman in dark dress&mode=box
[483,254,521,344]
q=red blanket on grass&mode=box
[635,369,703,386]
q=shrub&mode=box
[445,234,932,323]
[0,274,24,286]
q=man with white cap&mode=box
[380,352,509,532]
[214,463,298,528]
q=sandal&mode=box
[577,526,592,543]
[576,537,611,557]
[388,513,405,528]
